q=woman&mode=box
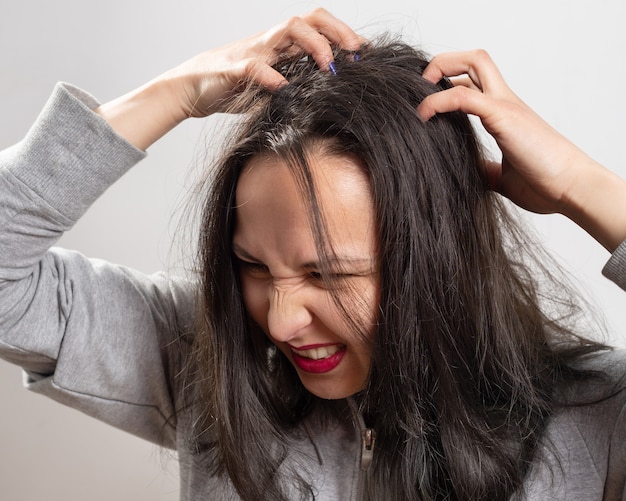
[1,9,625,500]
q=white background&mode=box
[1,0,625,499]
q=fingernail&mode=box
[329,61,337,76]
[353,53,360,62]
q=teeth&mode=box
[292,345,342,360]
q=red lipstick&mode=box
[290,344,347,374]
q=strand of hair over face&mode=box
[189,36,612,501]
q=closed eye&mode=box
[235,256,270,275]
[307,270,360,289]
[308,271,323,280]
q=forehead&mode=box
[236,149,373,220]
[233,150,376,260]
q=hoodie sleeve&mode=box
[603,239,626,292]
[0,83,196,449]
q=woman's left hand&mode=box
[417,50,626,252]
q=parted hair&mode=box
[189,37,609,500]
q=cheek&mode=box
[369,285,380,336]
[361,279,380,327]
[239,273,379,343]
[240,276,269,330]
[339,278,380,338]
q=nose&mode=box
[266,282,313,343]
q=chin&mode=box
[301,378,364,400]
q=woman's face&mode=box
[233,149,379,399]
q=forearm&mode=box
[94,76,187,151]
[561,154,626,253]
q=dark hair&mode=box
[189,38,609,500]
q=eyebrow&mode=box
[232,244,374,269]
[232,244,258,262]
[301,258,375,271]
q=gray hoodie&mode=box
[1,83,626,500]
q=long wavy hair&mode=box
[189,38,609,500]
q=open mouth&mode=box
[289,344,347,373]
[290,344,344,360]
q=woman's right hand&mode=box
[95,9,364,150]
[164,8,364,119]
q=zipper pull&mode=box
[360,428,376,471]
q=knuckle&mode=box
[284,15,304,31]
[472,49,492,63]
[452,87,471,107]
[242,58,255,71]
[451,93,463,109]
[306,7,329,19]
[242,58,260,76]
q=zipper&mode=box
[360,427,376,471]
[347,398,376,499]
[346,398,376,471]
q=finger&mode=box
[417,85,498,121]
[241,58,289,91]
[303,8,367,51]
[264,16,336,70]
[273,42,304,63]
[422,49,509,97]
[265,11,364,72]
[449,75,481,91]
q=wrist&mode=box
[561,155,626,252]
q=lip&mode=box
[289,342,338,351]
[290,344,347,374]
